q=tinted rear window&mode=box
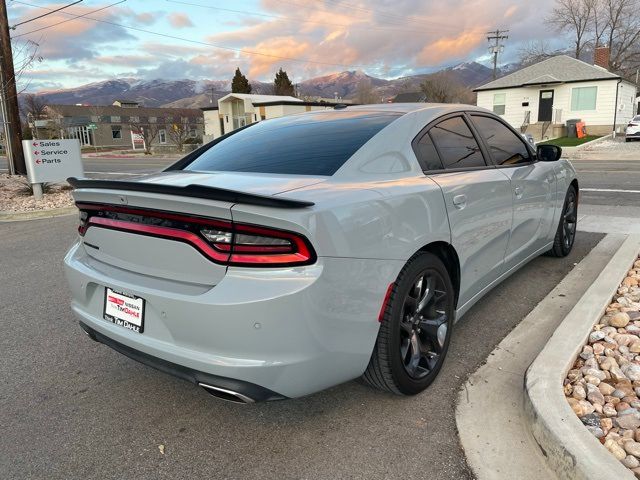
[184,111,401,176]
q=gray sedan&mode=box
[64,104,578,402]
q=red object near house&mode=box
[576,121,587,138]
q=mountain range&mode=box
[30,61,511,109]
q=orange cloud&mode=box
[168,12,193,29]
[416,29,487,65]
[504,5,519,17]
[245,37,311,77]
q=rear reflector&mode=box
[76,203,316,267]
[378,283,395,322]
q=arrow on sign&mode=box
[34,151,39,155]
[35,159,41,164]
[32,142,38,146]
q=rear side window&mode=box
[184,111,401,176]
[471,115,531,166]
[429,117,486,169]
[414,133,444,171]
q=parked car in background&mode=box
[626,115,640,142]
[64,104,578,402]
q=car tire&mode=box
[549,185,578,257]
[362,252,455,395]
[627,138,631,142]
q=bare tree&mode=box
[419,72,473,104]
[518,40,558,66]
[128,119,160,155]
[600,0,640,75]
[166,117,191,153]
[21,93,46,118]
[355,78,377,104]
[547,0,594,58]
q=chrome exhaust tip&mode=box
[198,382,255,404]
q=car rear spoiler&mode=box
[67,177,315,209]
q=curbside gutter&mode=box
[0,206,76,222]
[525,234,640,480]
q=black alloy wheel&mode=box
[363,252,455,395]
[550,185,578,257]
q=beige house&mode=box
[475,53,637,140]
[44,101,204,151]
[201,93,341,140]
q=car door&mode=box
[469,113,556,269]
[414,114,513,309]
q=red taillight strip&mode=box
[77,202,231,229]
[87,217,231,263]
[78,203,316,267]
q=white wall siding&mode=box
[477,79,634,132]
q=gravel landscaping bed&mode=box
[565,255,640,477]
[0,174,73,213]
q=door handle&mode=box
[514,185,523,198]
[452,194,467,209]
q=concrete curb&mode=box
[0,205,76,222]
[456,234,624,479]
[562,133,613,156]
[524,234,640,480]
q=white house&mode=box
[201,93,341,140]
[475,53,637,140]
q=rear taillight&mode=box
[76,203,316,267]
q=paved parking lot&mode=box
[0,214,602,480]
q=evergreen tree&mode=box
[273,68,295,96]
[231,68,252,94]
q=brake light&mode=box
[76,203,316,267]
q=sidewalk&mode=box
[456,234,628,479]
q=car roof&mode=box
[338,103,487,115]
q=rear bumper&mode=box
[625,131,640,138]
[79,321,286,402]
[65,241,403,399]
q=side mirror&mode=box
[536,144,562,162]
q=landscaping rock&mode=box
[565,259,640,476]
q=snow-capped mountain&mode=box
[27,61,516,108]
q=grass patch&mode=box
[538,135,601,147]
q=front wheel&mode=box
[362,252,455,395]
[549,185,578,257]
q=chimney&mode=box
[594,46,610,70]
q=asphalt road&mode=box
[0,214,602,480]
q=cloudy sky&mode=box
[8,0,563,92]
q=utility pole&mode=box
[0,0,26,174]
[487,29,509,80]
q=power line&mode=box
[486,29,509,80]
[11,0,374,68]
[166,0,461,34]
[10,0,83,29]
[11,0,127,38]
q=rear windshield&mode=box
[183,110,401,176]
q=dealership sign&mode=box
[23,139,84,184]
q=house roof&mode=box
[251,100,345,107]
[475,55,620,91]
[392,92,427,103]
[45,104,203,118]
[217,93,302,103]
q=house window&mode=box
[90,115,99,122]
[111,116,121,123]
[111,125,122,139]
[129,116,140,123]
[493,93,506,115]
[149,116,157,123]
[189,128,197,138]
[571,86,597,111]
[159,129,167,144]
